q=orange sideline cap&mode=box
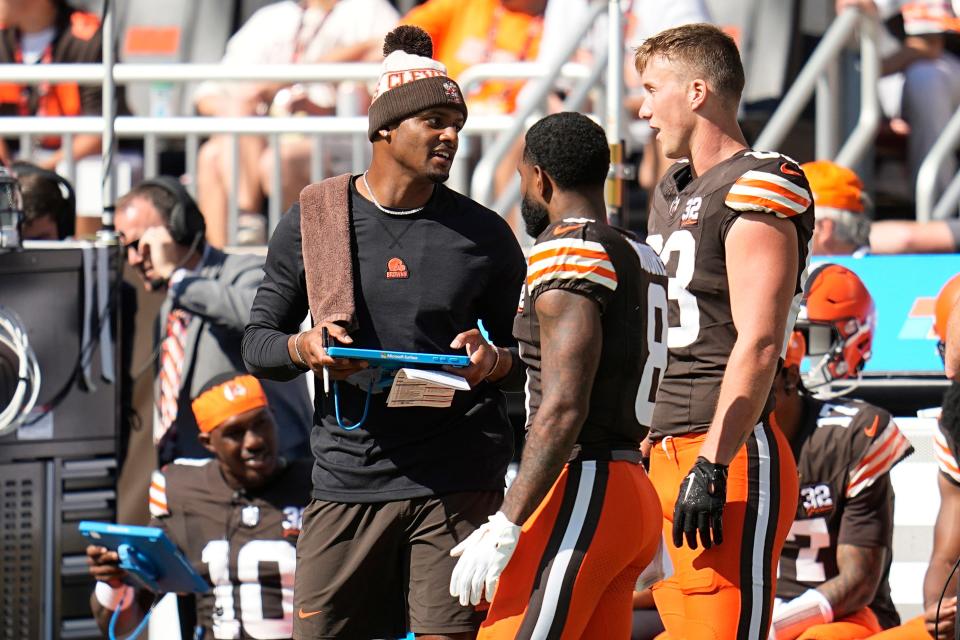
[801,160,865,214]
[784,330,806,369]
[935,273,960,340]
[191,374,268,433]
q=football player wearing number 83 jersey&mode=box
[449,112,669,639]
[86,372,312,639]
[635,23,814,640]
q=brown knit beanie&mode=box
[367,26,468,141]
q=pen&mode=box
[321,326,330,395]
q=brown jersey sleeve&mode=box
[837,473,894,548]
[526,220,619,312]
[935,422,960,485]
[845,408,913,499]
[719,154,814,295]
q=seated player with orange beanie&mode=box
[768,265,913,640]
[85,372,312,639]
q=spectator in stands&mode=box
[86,372,313,638]
[838,0,960,201]
[0,0,117,169]
[12,161,74,240]
[869,218,960,254]
[801,159,960,256]
[769,265,911,639]
[803,160,872,256]
[400,0,547,116]
[194,0,398,247]
[113,176,311,465]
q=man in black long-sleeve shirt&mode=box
[242,26,525,640]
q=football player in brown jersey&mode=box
[449,112,669,639]
[769,265,913,640]
[634,23,814,639]
[870,277,960,640]
[86,373,312,639]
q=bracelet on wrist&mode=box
[293,332,309,370]
[484,346,501,380]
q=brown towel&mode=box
[299,173,356,330]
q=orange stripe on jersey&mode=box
[734,179,811,206]
[935,438,960,473]
[847,432,911,496]
[526,262,618,287]
[528,246,610,264]
[724,193,802,218]
[856,426,901,470]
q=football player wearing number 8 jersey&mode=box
[635,23,814,640]
[770,266,912,640]
[86,373,312,639]
[449,112,669,639]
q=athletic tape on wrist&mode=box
[95,581,135,611]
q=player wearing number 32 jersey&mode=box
[636,24,814,640]
[770,268,912,640]
[449,113,668,639]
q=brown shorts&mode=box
[293,491,502,639]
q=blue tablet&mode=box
[79,521,209,594]
[325,347,471,368]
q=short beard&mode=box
[425,167,450,184]
[520,196,550,238]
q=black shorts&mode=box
[293,491,502,639]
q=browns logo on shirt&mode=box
[647,150,815,439]
[776,397,914,630]
[514,217,668,450]
[149,458,313,639]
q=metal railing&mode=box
[0,62,590,243]
[916,106,960,222]
[754,7,881,168]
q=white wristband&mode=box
[770,589,833,640]
[95,581,135,611]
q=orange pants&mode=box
[650,423,799,640]
[795,606,882,639]
[479,459,661,640]
[869,616,932,639]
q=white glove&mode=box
[769,589,834,640]
[449,511,521,606]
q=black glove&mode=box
[672,456,728,550]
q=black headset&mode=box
[11,161,77,238]
[138,175,206,247]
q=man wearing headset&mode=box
[114,177,311,464]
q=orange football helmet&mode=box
[934,274,960,362]
[796,264,875,388]
[784,331,806,370]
